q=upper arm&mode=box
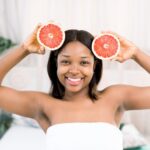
[105,84,150,110]
[0,86,43,118]
[123,85,150,110]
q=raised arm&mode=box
[0,25,45,83]
[108,32,150,110]
[133,48,150,73]
[0,25,45,118]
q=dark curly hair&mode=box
[47,29,103,101]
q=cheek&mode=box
[57,66,68,78]
[83,67,94,78]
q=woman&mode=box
[0,25,150,150]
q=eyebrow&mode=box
[61,54,90,59]
[61,55,70,57]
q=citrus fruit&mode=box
[37,22,65,50]
[92,33,120,60]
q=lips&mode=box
[65,77,83,86]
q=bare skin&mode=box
[0,25,150,133]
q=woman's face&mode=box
[57,41,95,94]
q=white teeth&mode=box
[67,78,81,82]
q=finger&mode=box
[40,46,45,54]
[33,23,43,35]
[101,30,116,35]
[112,56,125,63]
[39,50,45,55]
[38,47,45,54]
[48,20,55,23]
[40,45,45,51]
[109,32,133,46]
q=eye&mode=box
[61,60,70,65]
[80,61,90,65]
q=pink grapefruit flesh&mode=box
[92,33,120,60]
[37,22,65,50]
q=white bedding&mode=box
[0,125,46,150]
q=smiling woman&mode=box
[0,24,150,150]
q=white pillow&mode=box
[121,123,148,149]
[12,114,40,128]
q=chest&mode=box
[48,99,118,125]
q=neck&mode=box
[64,88,91,103]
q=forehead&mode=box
[58,41,93,58]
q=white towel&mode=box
[46,122,123,150]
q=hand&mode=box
[22,24,45,54]
[102,31,139,63]
[115,33,139,62]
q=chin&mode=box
[66,87,81,93]
[65,85,88,94]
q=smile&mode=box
[68,78,82,82]
[65,77,84,86]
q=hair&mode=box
[47,29,103,101]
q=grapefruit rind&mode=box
[92,33,120,60]
[37,22,65,51]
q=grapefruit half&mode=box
[92,33,120,60]
[37,22,65,50]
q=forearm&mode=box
[0,45,30,84]
[133,48,150,73]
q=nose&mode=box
[68,64,80,74]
